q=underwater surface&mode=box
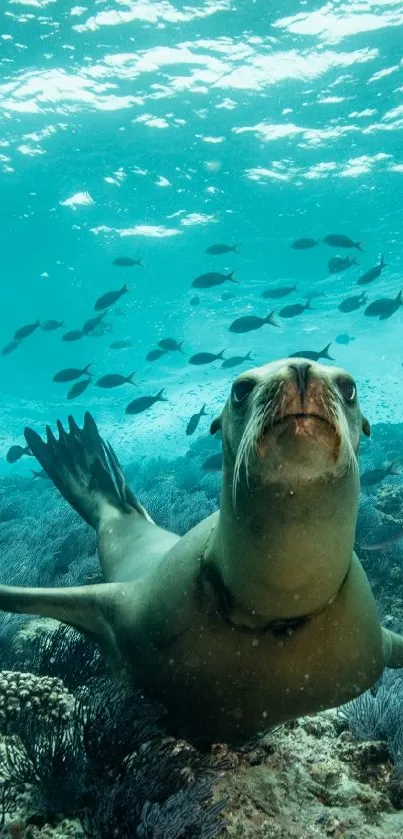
[3,0,403,837]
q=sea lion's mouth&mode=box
[268,413,335,432]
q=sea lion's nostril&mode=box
[289,362,311,397]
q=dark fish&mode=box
[146,348,167,362]
[113,257,143,267]
[262,283,297,299]
[158,339,184,353]
[221,291,236,301]
[323,234,363,251]
[364,290,403,319]
[190,296,200,306]
[202,453,223,472]
[360,461,399,487]
[96,372,137,389]
[1,340,20,357]
[229,311,279,334]
[289,343,333,362]
[221,351,252,369]
[357,255,386,285]
[53,364,91,383]
[358,524,403,551]
[335,334,355,345]
[62,330,84,342]
[205,244,239,255]
[189,350,226,365]
[125,389,166,415]
[192,271,237,289]
[328,255,357,275]
[31,469,50,480]
[109,339,133,350]
[14,319,40,341]
[291,238,319,250]
[94,284,129,312]
[186,405,207,436]
[279,301,311,318]
[6,444,31,464]
[338,292,367,313]
[67,377,92,400]
[82,312,106,335]
[41,320,64,332]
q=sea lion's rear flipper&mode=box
[24,412,153,530]
[382,627,403,668]
[0,581,126,646]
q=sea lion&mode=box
[0,357,403,744]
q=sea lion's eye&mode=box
[336,377,356,403]
[231,379,255,404]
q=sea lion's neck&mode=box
[208,471,359,621]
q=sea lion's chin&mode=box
[256,414,343,476]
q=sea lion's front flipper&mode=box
[382,627,403,668]
[0,581,126,644]
[24,412,154,530]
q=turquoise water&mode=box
[2,0,403,471]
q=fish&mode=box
[6,444,31,464]
[221,351,253,369]
[229,311,279,333]
[109,339,133,350]
[82,312,106,335]
[364,290,403,319]
[289,343,334,362]
[125,389,166,415]
[357,255,386,285]
[360,461,400,487]
[262,283,297,299]
[13,319,40,341]
[186,405,207,436]
[221,291,236,301]
[328,255,357,275]
[158,339,184,353]
[31,469,50,480]
[202,453,223,472]
[190,296,200,306]
[188,350,226,365]
[67,378,92,400]
[290,238,319,250]
[62,330,84,342]
[335,334,355,345]
[191,271,237,289]
[358,525,403,551]
[205,244,239,255]
[113,257,143,267]
[41,320,64,332]
[323,234,363,251]
[338,293,367,313]
[96,372,137,389]
[279,301,311,318]
[146,348,167,362]
[53,364,92,383]
[1,340,20,357]
[94,284,129,312]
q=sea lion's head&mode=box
[211,358,370,500]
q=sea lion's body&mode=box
[1,358,403,744]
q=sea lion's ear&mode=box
[210,415,222,435]
[361,415,371,437]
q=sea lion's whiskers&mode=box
[232,384,278,505]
